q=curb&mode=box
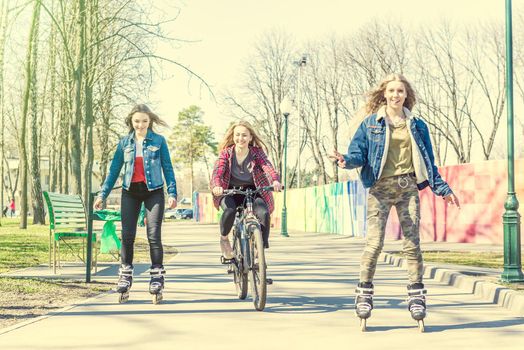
[380,252,524,316]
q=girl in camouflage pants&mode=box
[330,74,460,322]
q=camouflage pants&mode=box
[360,173,423,284]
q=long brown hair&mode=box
[364,73,417,115]
[218,120,268,152]
[125,104,168,133]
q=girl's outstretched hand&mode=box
[444,193,461,209]
[272,180,282,192]
[328,150,346,168]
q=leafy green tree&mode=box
[169,105,216,196]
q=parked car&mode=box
[179,209,193,220]
[164,208,184,220]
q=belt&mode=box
[398,172,415,188]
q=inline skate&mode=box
[407,282,427,332]
[116,264,133,303]
[355,282,374,331]
[149,266,166,304]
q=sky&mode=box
[150,0,506,140]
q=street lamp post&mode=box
[280,97,292,237]
[502,0,524,282]
[295,54,307,188]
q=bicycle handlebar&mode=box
[222,185,282,196]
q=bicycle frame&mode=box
[222,185,277,311]
[229,188,263,273]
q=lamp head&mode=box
[280,96,292,117]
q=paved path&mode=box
[1,222,523,350]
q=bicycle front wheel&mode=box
[233,235,248,300]
[250,227,267,311]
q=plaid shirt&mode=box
[211,145,280,213]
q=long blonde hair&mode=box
[218,120,268,152]
[364,73,417,115]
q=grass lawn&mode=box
[421,250,506,269]
[0,218,177,273]
[389,249,524,270]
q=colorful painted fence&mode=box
[194,159,524,243]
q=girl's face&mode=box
[384,81,407,110]
[233,125,253,148]
[132,112,150,136]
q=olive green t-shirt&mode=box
[381,121,415,178]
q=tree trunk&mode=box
[29,0,45,225]
[70,0,86,195]
[19,0,42,229]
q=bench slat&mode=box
[51,204,85,210]
[46,193,82,200]
[55,219,87,225]
[54,213,86,218]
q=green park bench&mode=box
[43,191,99,274]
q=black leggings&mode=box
[220,194,270,248]
[121,182,165,267]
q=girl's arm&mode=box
[257,149,280,182]
[211,149,229,190]
[344,121,368,169]
[160,136,177,200]
[98,139,125,201]
[418,121,453,197]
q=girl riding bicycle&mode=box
[211,120,282,259]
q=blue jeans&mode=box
[120,182,165,267]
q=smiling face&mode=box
[132,112,151,137]
[233,125,253,149]
[384,80,407,111]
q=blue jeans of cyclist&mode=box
[220,194,270,248]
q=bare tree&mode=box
[413,22,474,164]
[224,30,297,177]
[462,21,506,160]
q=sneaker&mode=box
[220,236,234,259]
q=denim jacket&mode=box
[99,129,177,200]
[343,107,452,197]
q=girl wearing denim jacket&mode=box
[94,104,177,302]
[329,74,460,325]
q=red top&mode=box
[131,157,146,183]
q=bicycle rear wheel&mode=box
[250,227,267,311]
[232,235,248,299]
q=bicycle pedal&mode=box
[220,256,234,265]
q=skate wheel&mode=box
[360,318,367,332]
[418,319,425,332]
[118,292,129,304]
[152,293,163,304]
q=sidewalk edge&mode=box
[380,252,524,317]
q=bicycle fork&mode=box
[240,225,251,274]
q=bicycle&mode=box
[220,185,276,311]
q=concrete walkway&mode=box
[1,222,523,350]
